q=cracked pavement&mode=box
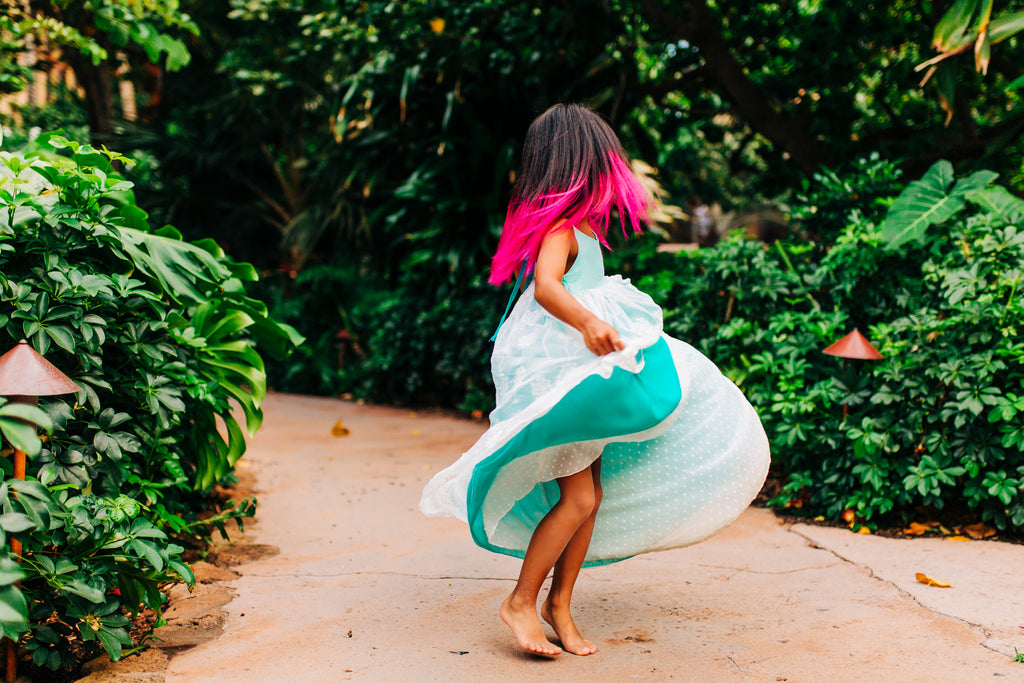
[162,393,1024,682]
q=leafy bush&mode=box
[261,265,504,413]
[0,135,299,672]
[267,154,1023,538]
[784,153,904,239]
[354,276,504,412]
[629,160,1024,533]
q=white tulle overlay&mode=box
[420,229,770,566]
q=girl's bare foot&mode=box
[501,594,562,656]
[541,600,597,656]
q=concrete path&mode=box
[163,393,1024,682]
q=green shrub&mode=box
[0,134,299,672]
[262,264,504,413]
[631,161,1024,533]
[355,275,503,412]
[784,153,904,239]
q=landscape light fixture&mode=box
[0,340,79,682]
[822,329,884,360]
[822,329,884,419]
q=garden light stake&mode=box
[823,329,884,419]
[0,340,79,683]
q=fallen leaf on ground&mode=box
[962,522,997,539]
[915,572,952,588]
[946,535,970,542]
[331,420,351,437]
[903,521,939,536]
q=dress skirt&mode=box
[420,230,770,567]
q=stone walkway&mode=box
[85,393,1024,682]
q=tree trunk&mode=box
[64,52,116,146]
[35,0,116,146]
[642,0,835,174]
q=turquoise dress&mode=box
[420,228,770,566]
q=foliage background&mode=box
[0,1,1023,672]
[0,135,297,671]
[124,0,1021,411]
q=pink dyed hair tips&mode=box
[489,106,651,286]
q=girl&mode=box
[420,104,769,656]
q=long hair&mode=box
[488,104,651,285]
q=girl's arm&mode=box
[534,226,625,356]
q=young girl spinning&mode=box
[420,104,770,657]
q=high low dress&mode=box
[420,228,770,567]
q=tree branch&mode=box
[903,112,1024,174]
[641,0,835,174]
[640,64,709,101]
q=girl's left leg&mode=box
[500,465,599,655]
[542,458,602,655]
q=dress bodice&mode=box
[561,228,604,292]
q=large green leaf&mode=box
[0,418,43,456]
[879,161,997,249]
[933,0,979,51]
[969,186,1024,218]
[0,400,53,456]
[0,402,54,433]
[0,583,27,626]
[988,9,1024,42]
[0,555,25,587]
[116,227,231,304]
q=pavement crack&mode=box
[244,569,512,581]
[692,562,842,575]
[785,526,1007,657]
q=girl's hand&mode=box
[533,223,624,356]
[582,319,625,356]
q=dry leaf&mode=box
[331,420,351,437]
[962,522,996,540]
[946,535,970,542]
[915,572,952,588]
[903,522,933,536]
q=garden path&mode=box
[159,392,1023,682]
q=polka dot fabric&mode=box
[420,229,770,564]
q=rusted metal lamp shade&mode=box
[823,329,884,360]
[0,340,80,398]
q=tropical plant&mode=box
[619,159,1024,534]
[917,0,1024,123]
[0,133,299,673]
[0,0,198,141]
[0,397,52,637]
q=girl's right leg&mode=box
[542,459,602,655]
[500,466,598,655]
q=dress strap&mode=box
[489,261,531,342]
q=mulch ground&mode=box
[755,462,1023,546]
